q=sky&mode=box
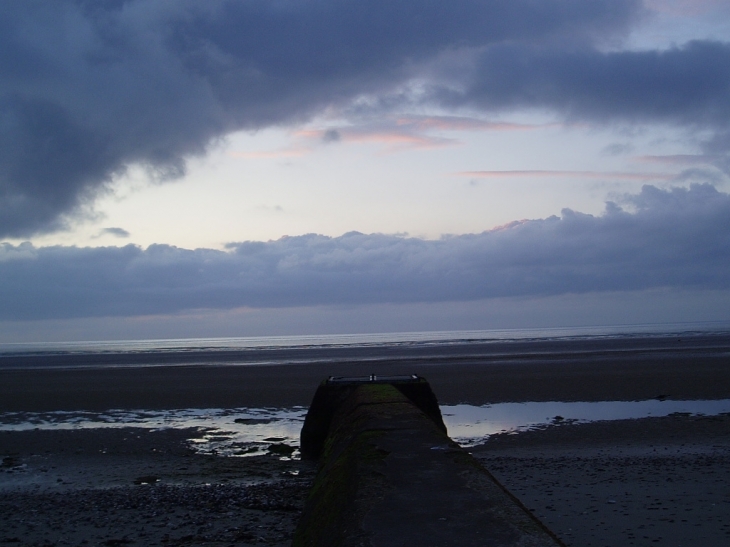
[1,0,730,342]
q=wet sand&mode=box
[472,413,730,547]
[1,336,729,546]
[1,333,730,411]
[1,427,314,546]
[2,415,728,547]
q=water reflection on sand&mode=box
[0,407,308,458]
[441,399,730,447]
[1,399,729,456]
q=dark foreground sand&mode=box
[1,343,729,546]
[473,413,730,547]
[1,427,315,547]
[2,413,728,547]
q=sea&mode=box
[1,321,729,457]
[2,320,730,370]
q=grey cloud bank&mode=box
[1,184,728,321]
[0,0,680,237]
[450,41,730,126]
[445,40,730,171]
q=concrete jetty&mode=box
[293,376,565,547]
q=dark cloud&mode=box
[322,129,341,143]
[430,38,730,176]
[1,184,727,321]
[442,40,730,130]
[99,227,130,238]
[0,0,641,237]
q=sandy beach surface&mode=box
[473,413,730,547]
[2,414,728,547]
[1,426,315,547]
[2,333,730,411]
[1,335,729,546]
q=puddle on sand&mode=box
[441,399,730,447]
[2,399,729,454]
[0,407,307,458]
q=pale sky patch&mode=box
[229,147,312,160]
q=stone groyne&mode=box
[293,376,565,547]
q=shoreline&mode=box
[2,330,728,368]
[1,351,729,412]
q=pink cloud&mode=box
[294,115,550,153]
[394,115,554,132]
[295,127,456,150]
[342,131,454,148]
[459,170,675,181]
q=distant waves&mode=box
[1,328,728,371]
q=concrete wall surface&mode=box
[293,382,565,547]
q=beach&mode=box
[474,414,730,546]
[2,333,730,411]
[1,427,314,546]
[1,333,729,546]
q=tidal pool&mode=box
[1,399,729,456]
[441,399,730,446]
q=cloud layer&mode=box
[1,184,727,321]
[0,0,645,236]
[447,40,730,127]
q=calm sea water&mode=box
[1,321,729,370]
